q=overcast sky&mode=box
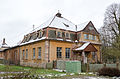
[0,0,120,46]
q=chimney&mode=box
[56,11,62,17]
[2,38,6,45]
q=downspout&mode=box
[48,40,50,62]
[46,27,50,62]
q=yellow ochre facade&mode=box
[0,13,101,68]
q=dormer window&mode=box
[65,32,70,38]
[57,31,62,37]
[38,30,43,38]
[33,32,38,40]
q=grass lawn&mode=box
[0,64,109,79]
[0,64,66,78]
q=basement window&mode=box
[57,47,62,58]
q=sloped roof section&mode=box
[77,21,90,31]
[35,12,76,32]
[75,42,90,51]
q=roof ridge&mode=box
[48,15,56,26]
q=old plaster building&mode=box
[0,12,101,67]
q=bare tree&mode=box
[100,3,120,63]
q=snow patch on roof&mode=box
[75,42,90,51]
[33,14,76,32]
[20,37,46,46]
[77,21,90,31]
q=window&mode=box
[89,26,94,30]
[79,33,81,39]
[39,31,42,37]
[33,48,35,59]
[38,47,41,59]
[95,36,97,40]
[26,49,28,59]
[89,35,93,40]
[92,35,95,40]
[57,31,62,37]
[84,34,88,39]
[57,47,62,58]
[38,30,42,38]
[65,48,70,58]
[65,33,70,38]
[92,52,96,59]
[22,50,25,59]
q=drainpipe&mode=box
[48,39,50,62]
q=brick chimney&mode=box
[2,38,6,45]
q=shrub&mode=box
[98,67,120,77]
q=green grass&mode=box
[0,64,65,75]
[0,65,98,79]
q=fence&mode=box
[55,60,81,73]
